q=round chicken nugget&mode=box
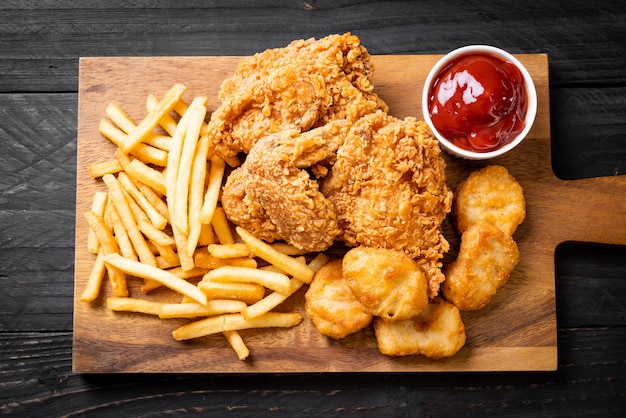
[342,247,429,322]
[454,165,525,236]
[373,298,466,359]
[304,259,372,339]
[442,222,520,311]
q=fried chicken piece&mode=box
[208,33,388,157]
[321,111,453,297]
[374,298,466,359]
[222,120,350,252]
[442,222,520,311]
[342,247,429,322]
[454,165,526,236]
[304,259,373,339]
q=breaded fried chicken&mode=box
[221,120,350,252]
[320,111,453,297]
[208,33,388,157]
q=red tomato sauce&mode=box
[427,53,528,152]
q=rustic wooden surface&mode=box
[1,0,625,416]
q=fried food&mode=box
[374,298,466,359]
[305,259,373,339]
[321,111,453,297]
[442,222,520,311]
[454,165,526,236]
[208,32,388,157]
[342,247,429,322]
[222,121,350,252]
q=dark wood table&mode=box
[1,1,625,416]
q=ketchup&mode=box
[428,53,528,152]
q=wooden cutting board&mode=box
[73,54,626,373]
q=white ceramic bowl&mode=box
[422,45,537,160]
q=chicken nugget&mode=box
[442,222,520,311]
[342,247,429,322]
[374,298,466,359]
[304,259,372,339]
[454,165,525,236]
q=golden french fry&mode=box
[107,297,165,316]
[125,159,166,195]
[88,160,123,178]
[102,174,157,266]
[207,243,251,259]
[172,312,302,341]
[241,255,327,320]
[194,248,257,270]
[143,134,172,152]
[99,119,168,167]
[197,222,216,246]
[117,171,168,230]
[105,103,136,134]
[223,330,250,361]
[105,198,138,261]
[133,179,169,223]
[269,242,309,256]
[125,192,174,247]
[199,155,226,224]
[211,207,235,245]
[146,94,179,137]
[88,191,108,253]
[186,133,211,257]
[158,300,246,319]
[236,227,315,283]
[141,266,208,293]
[151,242,178,268]
[204,266,292,295]
[80,250,107,302]
[83,211,128,296]
[174,97,208,236]
[119,83,186,153]
[198,280,265,305]
[103,253,207,305]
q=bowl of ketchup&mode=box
[422,45,537,160]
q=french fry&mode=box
[105,198,138,261]
[197,222,216,246]
[211,207,235,245]
[107,297,165,316]
[125,159,166,195]
[80,250,107,302]
[141,266,208,293]
[198,280,265,305]
[143,134,172,152]
[133,179,169,223]
[103,253,207,306]
[236,227,315,283]
[146,94,179,137]
[102,174,157,266]
[125,192,174,248]
[119,83,186,153]
[99,118,168,166]
[172,312,303,341]
[204,266,292,295]
[105,103,136,134]
[118,171,168,230]
[270,242,309,256]
[88,191,108,253]
[199,155,226,224]
[83,210,128,297]
[186,132,211,257]
[207,243,251,259]
[194,248,257,270]
[174,97,207,236]
[242,254,328,320]
[158,300,246,319]
[223,330,250,361]
[88,160,123,178]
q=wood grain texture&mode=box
[69,54,602,373]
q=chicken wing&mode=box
[221,120,349,252]
[208,33,388,158]
[321,111,453,297]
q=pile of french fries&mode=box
[82,84,328,360]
